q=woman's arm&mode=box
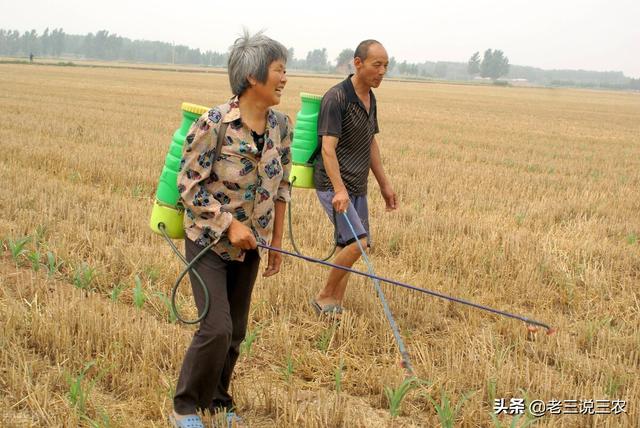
[264,115,293,276]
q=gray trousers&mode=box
[173,238,260,415]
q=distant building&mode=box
[335,62,354,75]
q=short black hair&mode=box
[354,39,382,62]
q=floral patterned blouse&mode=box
[177,96,292,261]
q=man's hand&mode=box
[227,219,257,250]
[332,189,350,213]
[262,249,282,277]
[381,185,398,211]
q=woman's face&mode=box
[252,59,287,106]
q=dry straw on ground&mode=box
[1,63,639,427]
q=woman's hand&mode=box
[262,249,282,277]
[227,219,257,250]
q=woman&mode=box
[170,31,290,428]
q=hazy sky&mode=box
[3,0,639,77]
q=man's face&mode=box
[354,43,389,88]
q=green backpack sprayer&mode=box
[149,95,555,378]
[150,102,207,240]
[150,94,327,239]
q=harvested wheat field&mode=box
[1,63,639,427]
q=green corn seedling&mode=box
[425,389,473,427]
[8,236,31,264]
[334,358,344,395]
[28,250,41,272]
[490,413,537,428]
[384,377,429,417]
[73,262,96,290]
[240,326,261,357]
[46,251,63,277]
[133,275,146,309]
[66,361,97,414]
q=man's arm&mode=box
[370,137,398,210]
[321,135,350,213]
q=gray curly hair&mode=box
[228,29,288,96]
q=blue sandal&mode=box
[169,413,205,428]
[310,298,343,315]
[224,412,245,427]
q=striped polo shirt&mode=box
[313,74,379,196]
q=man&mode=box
[311,40,398,314]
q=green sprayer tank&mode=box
[149,102,208,239]
[290,92,322,189]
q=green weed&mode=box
[34,224,48,249]
[82,409,112,428]
[605,374,624,397]
[585,317,612,347]
[131,184,147,199]
[282,353,295,382]
[154,291,177,323]
[494,340,515,370]
[68,171,81,182]
[388,234,401,256]
[110,282,126,302]
[487,378,497,405]
[316,324,336,353]
[517,389,537,421]
[144,265,161,284]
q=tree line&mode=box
[0,28,227,66]
[0,28,341,70]
[1,28,638,90]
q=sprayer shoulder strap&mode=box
[272,110,288,142]
[214,122,229,166]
